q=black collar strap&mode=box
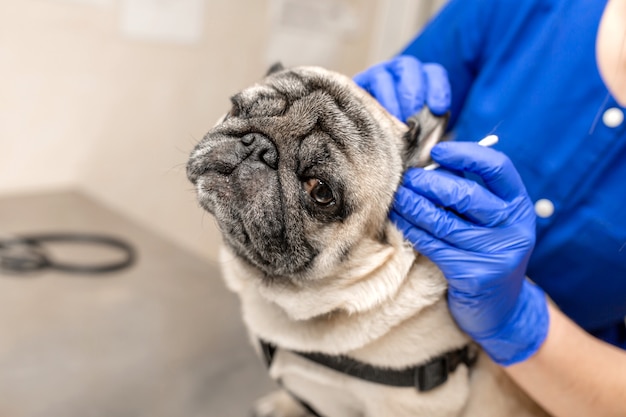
[259,340,478,392]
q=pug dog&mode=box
[187,64,550,417]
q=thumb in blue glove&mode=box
[353,55,451,122]
[390,142,549,366]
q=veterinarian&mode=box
[355,1,626,416]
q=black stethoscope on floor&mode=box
[0,233,136,275]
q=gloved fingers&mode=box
[367,67,404,121]
[393,185,479,242]
[390,56,426,121]
[389,209,451,259]
[354,63,402,121]
[422,63,451,115]
[401,168,510,226]
[430,142,527,201]
[354,57,450,122]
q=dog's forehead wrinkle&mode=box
[309,92,382,154]
[251,74,385,156]
[277,95,362,153]
[266,71,309,100]
[302,138,332,165]
[297,135,349,192]
[270,67,390,129]
[282,70,378,136]
[236,84,281,104]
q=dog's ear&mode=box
[266,62,285,76]
[403,107,449,169]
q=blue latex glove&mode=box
[390,142,549,366]
[353,55,451,122]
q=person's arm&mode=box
[506,303,626,417]
[392,143,626,416]
[391,142,548,366]
[398,0,490,126]
[354,0,502,126]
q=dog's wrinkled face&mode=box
[187,66,443,281]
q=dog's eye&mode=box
[303,178,335,206]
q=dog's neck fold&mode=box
[221,223,448,353]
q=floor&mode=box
[0,191,275,417]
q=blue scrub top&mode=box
[401,0,626,347]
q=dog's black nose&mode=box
[242,133,278,169]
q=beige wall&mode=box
[1,0,445,262]
[0,1,110,194]
[0,0,393,262]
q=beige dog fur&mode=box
[188,66,551,417]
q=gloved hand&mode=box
[390,142,549,366]
[353,55,450,122]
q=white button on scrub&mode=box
[535,199,555,218]
[602,107,624,128]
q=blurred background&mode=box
[0,0,445,415]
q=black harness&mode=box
[259,339,478,417]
